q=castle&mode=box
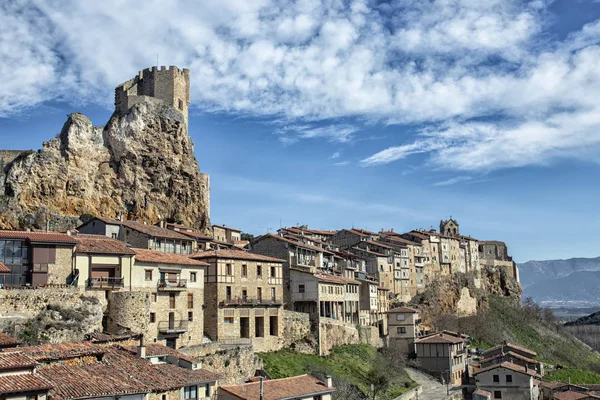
[115,66,191,124]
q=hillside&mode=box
[0,101,210,232]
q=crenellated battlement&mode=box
[114,65,191,125]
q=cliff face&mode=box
[0,101,210,232]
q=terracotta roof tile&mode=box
[473,361,539,378]
[473,389,492,397]
[253,234,334,254]
[0,332,20,347]
[213,224,241,232]
[219,374,335,400]
[0,374,53,395]
[554,391,600,400]
[387,306,419,313]
[133,248,208,267]
[122,343,201,365]
[75,234,136,255]
[0,353,36,370]
[4,341,104,362]
[0,262,10,273]
[121,220,192,240]
[316,273,359,285]
[179,230,213,240]
[0,230,77,244]
[416,333,464,344]
[192,249,284,263]
[483,343,537,358]
[481,350,538,365]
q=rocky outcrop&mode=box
[1,101,210,232]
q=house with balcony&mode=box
[73,234,135,291]
[387,306,421,354]
[329,228,378,249]
[359,277,379,327]
[349,244,395,294]
[278,225,338,242]
[0,230,77,287]
[415,332,468,386]
[117,248,209,349]
[190,249,284,352]
[249,233,335,309]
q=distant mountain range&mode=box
[518,257,600,307]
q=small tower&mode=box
[440,217,459,237]
[114,66,191,125]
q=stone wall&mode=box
[319,318,361,355]
[181,343,261,386]
[456,287,477,317]
[0,288,105,343]
[359,325,384,348]
[47,246,74,285]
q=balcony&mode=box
[157,278,187,291]
[291,255,316,268]
[453,347,466,357]
[219,296,282,307]
[87,277,124,289]
[158,320,188,333]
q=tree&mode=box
[366,366,389,399]
[241,232,255,242]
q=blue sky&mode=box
[1,0,600,262]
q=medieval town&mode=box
[0,65,597,400]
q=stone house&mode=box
[473,362,540,400]
[77,216,122,239]
[0,230,77,287]
[377,286,390,336]
[190,249,284,352]
[0,352,52,400]
[329,228,377,249]
[250,233,335,308]
[278,225,338,242]
[461,236,481,276]
[359,277,379,327]
[415,332,468,386]
[387,306,421,354]
[219,374,335,400]
[481,343,543,376]
[212,224,241,244]
[349,245,395,294]
[479,241,520,282]
[73,234,135,291]
[107,248,208,349]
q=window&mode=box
[111,233,118,239]
[178,100,184,111]
[255,317,264,337]
[242,289,248,302]
[506,375,512,383]
[169,293,176,308]
[270,266,276,278]
[151,292,157,302]
[299,284,305,293]
[226,263,232,276]
[184,385,198,400]
[162,395,166,400]
[150,313,156,323]
[224,316,234,324]
[188,311,193,322]
[270,316,278,336]
[493,375,500,383]
[397,327,406,334]
[396,314,406,321]
[145,270,153,281]
[494,391,502,399]
[257,287,262,300]
[242,264,247,277]
[271,287,276,301]
[226,286,232,301]
[257,265,262,277]
[188,293,194,308]
[190,272,197,282]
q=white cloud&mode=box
[432,176,472,186]
[330,151,341,159]
[1,0,600,171]
[334,161,350,166]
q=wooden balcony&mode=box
[157,278,187,291]
[219,296,282,307]
[158,320,188,334]
[87,277,124,289]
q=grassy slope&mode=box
[258,344,416,399]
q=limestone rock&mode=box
[0,101,210,232]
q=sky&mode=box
[1,0,600,262]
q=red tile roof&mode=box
[219,374,335,400]
[473,389,492,397]
[191,249,284,263]
[554,391,600,400]
[121,220,192,240]
[179,230,213,240]
[254,233,334,254]
[0,353,36,370]
[0,332,20,347]
[481,350,538,365]
[0,230,77,244]
[473,361,540,378]
[0,262,10,273]
[387,306,418,314]
[483,343,537,358]
[4,341,104,362]
[213,224,241,232]
[316,273,359,285]
[133,248,209,267]
[75,234,136,255]
[0,373,53,395]
[122,343,201,365]
[416,333,464,344]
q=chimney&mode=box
[46,220,50,232]
[137,336,146,358]
[259,376,264,400]
[326,375,333,388]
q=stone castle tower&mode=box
[440,217,460,237]
[114,66,191,124]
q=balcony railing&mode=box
[157,279,187,291]
[291,255,316,267]
[158,320,188,333]
[87,277,124,289]
[220,296,282,307]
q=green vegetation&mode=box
[258,344,416,400]
[545,368,600,385]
